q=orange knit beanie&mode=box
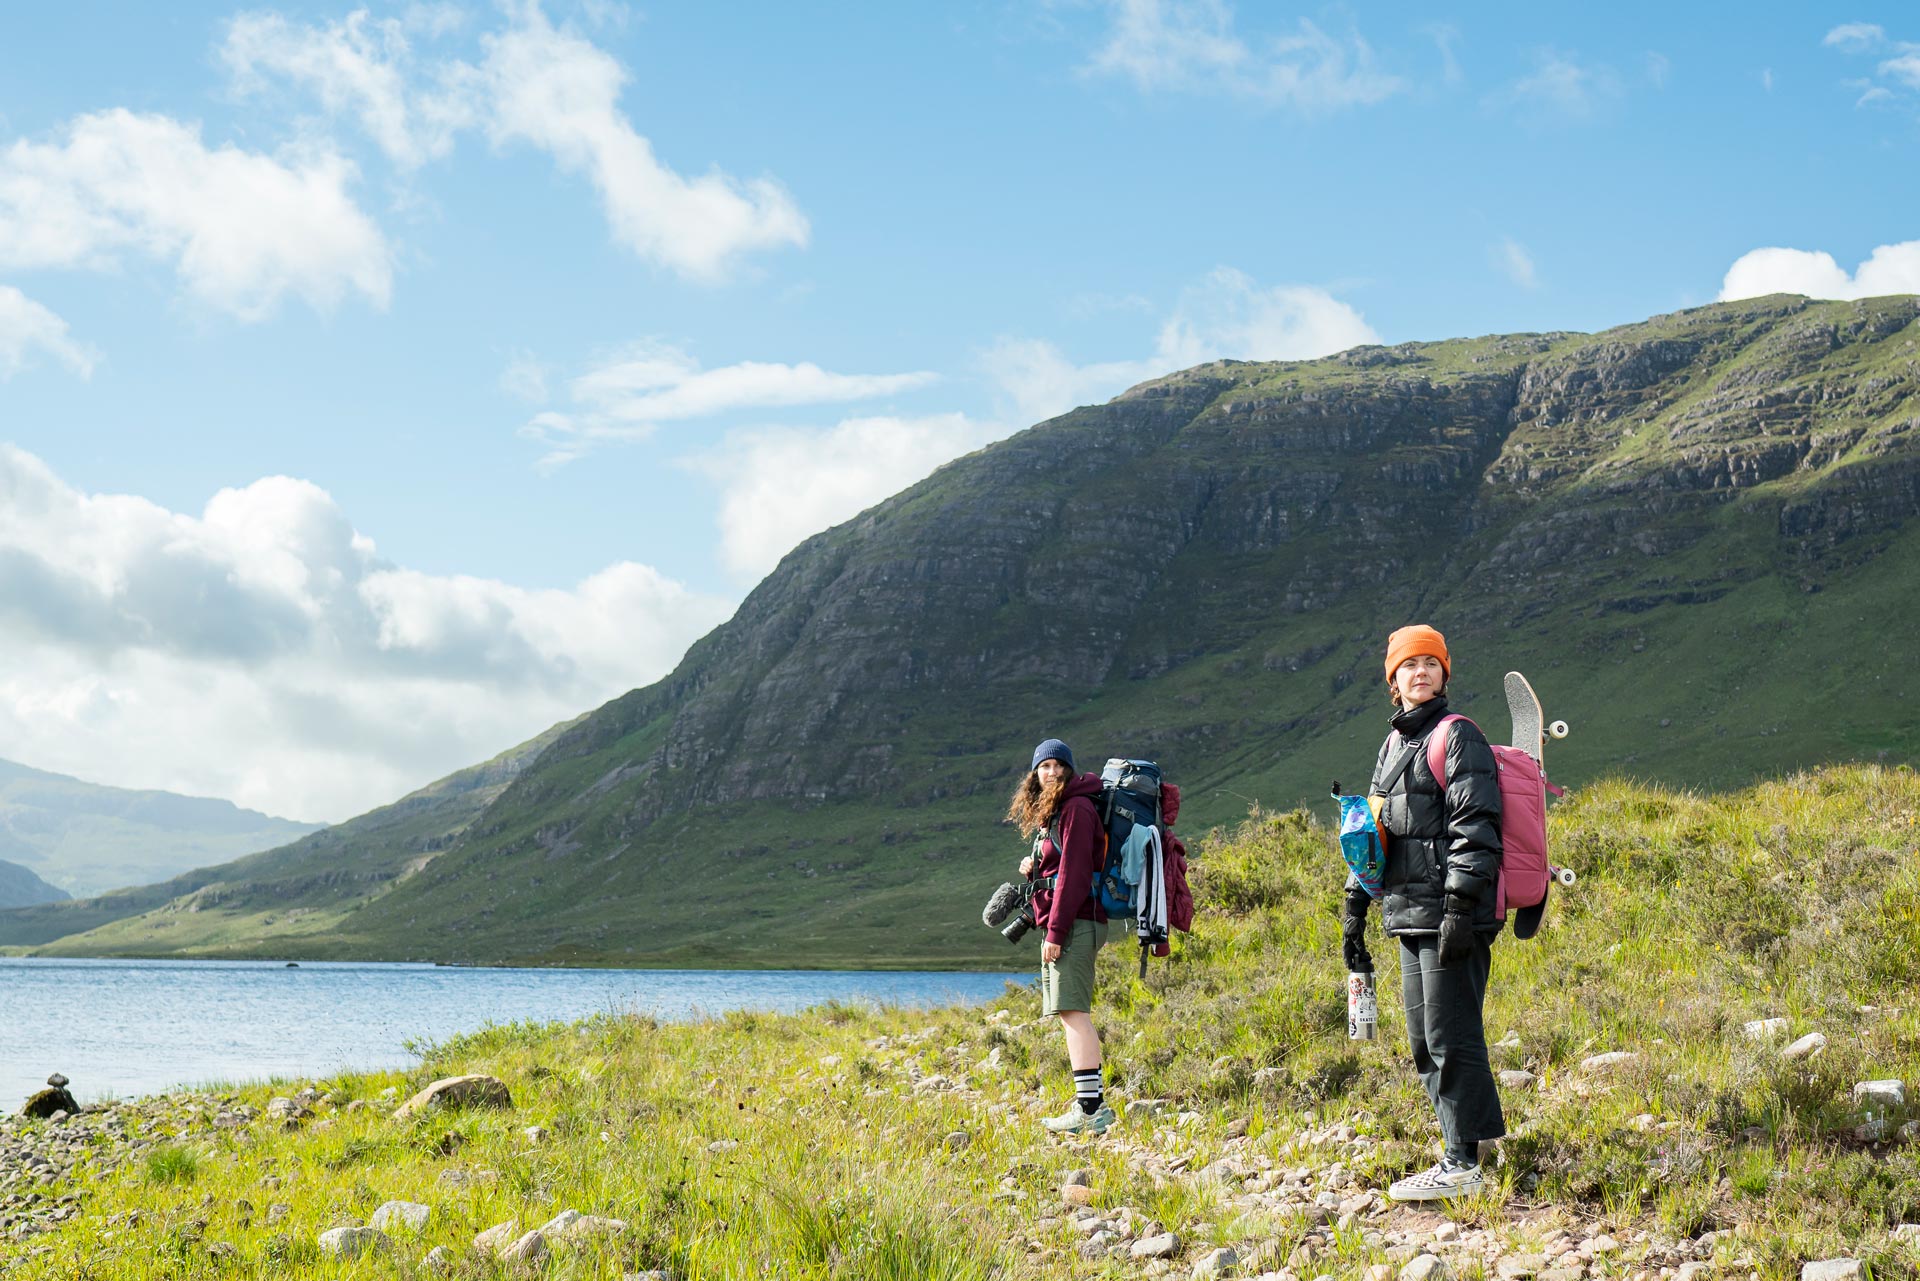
[1384,624,1450,682]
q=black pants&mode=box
[1399,932,1505,1163]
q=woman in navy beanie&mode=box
[1008,737,1114,1134]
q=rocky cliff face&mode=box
[519,297,1916,805]
[333,295,1920,962]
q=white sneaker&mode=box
[1387,1157,1485,1202]
[1041,1102,1116,1135]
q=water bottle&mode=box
[1347,970,1377,1041]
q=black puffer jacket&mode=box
[1366,697,1504,936]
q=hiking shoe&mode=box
[1041,1103,1116,1135]
[1387,1157,1485,1202]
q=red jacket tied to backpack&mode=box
[1162,782,1194,933]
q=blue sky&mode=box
[1,1,1916,822]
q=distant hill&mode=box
[0,857,67,908]
[0,720,578,955]
[19,294,1920,968]
[0,759,321,896]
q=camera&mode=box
[982,880,1038,944]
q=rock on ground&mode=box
[369,1200,431,1232]
[316,1225,390,1258]
[392,1073,513,1119]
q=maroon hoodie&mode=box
[1031,772,1108,945]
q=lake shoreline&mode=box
[0,956,1023,1105]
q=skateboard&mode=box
[1503,670,1568,768]
[1504,671,1576,891]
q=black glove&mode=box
[1437,893,1475,968]
[1341,887,1373,973]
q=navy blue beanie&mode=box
[1030,738,1075,772]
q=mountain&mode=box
[0,758,321,896]
[0,857,67,908]
[21,294,1920,968]
[0,721,575,955]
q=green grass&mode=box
[17,763,1920,1278]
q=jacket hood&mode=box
[1064,771,1104,801]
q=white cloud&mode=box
[1718,241,1920,301]
[1884,53,1920,89]
[684,414,1004,578]
[222,10,473,169]
[474,5,806,279]
[1425,23,1463,87]
[1495,237,1539,289]
[1645,51,1671,88]
[672,268,1376,583]
[1499,50,1623,119]
[1825,23,1886,53]
[1155,268,1378,367]
[1823,22,1920,103]
[1087,0,1404,109]
[500,350,550,403]
[0,444,732,820]
[224,2,808,281]
[0,286,96,378]
[985,268,1377,426]
[0,110,391,320]
[980,337,1159,429]
[522,342,937,467]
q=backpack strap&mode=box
[1425,714,1474,790]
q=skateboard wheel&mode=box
[1552,866,1577,886]
[1547,720,1569,739]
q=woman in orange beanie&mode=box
[1344,624,1506,1202]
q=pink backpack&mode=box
[1426,715,1563,936]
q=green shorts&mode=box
[1040,918,1108,1016]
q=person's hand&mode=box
[1341,887,1373,973]
[1438,894,1474,967]
[1019,855,1035,877]
[1041,940,1062,964]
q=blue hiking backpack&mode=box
[1091,758,1163,919]
[1042,757,1163,919]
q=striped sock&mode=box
[1073,1066,1104,1115]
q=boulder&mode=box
[1782,1033,1827,1061]
[1132,1233,1181,1260]
[393,1073,513,1120]
[545,1212,627,1242]
[1802,1261,1864,1281]
[369,1201,431,1233]
[1853,1080,1905,1109]
[1579,1051,1638,1071]
[1400,1255,1448,1281]
[474,1220,520,1254]
[20,1087,79,1119]
[316,1226,390,1258]
[1192,1246,1238,1278]
[502,1230,548,1262]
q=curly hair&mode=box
[1005,769,1070,839]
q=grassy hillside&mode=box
[10,764,1920,1279]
